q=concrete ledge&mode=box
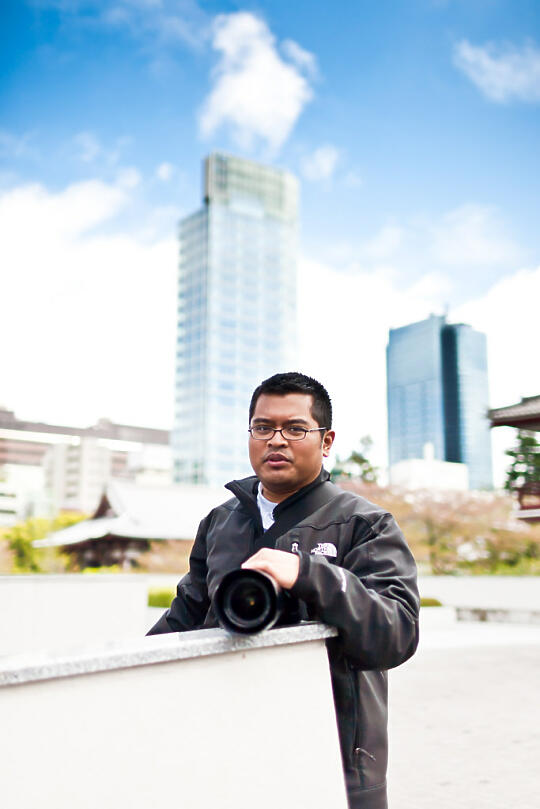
[0,574,150,656]
[1,621,347,809]
[0,622,337,687]
[456,606,540,625]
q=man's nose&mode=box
[268,429,288,446]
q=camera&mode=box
[214,568,284,634]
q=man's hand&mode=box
[242,548,300,590]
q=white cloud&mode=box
[0,179,127,239]
[321,204,522,289]
[69,131,131,170]
[361,225,404,261]
[343,170,363,188]
[73,131,101,163]
[297,256,540,487]
[297,256,450,470]
[0,129,39,161]
[0,179,176,429]
[138,204,184,242]
[452,265,540,486]
[199,12,315,151]
[156,162,174,182]
[281,39,317,77]
[452,266,540,409]
[116,166,142,189]
[428,204,521,267]
[454,39,540,103]
[39,0,210,52]
[301,145,340,182]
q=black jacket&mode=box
[148,469,420,809]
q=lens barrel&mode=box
[214,569,283,634]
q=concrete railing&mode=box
[1,623,348,809]
[0,574,149,656]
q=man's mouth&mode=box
[264,453,291,465]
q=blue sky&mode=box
[1,0,539,484]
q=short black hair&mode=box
[249,372,332,429]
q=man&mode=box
[148,372,419,809]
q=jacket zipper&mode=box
[354,747,376,762]
[349,667,377,784]
[347,666,362,780]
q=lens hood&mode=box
[214,568,283,634]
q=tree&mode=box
[331,435,379,484]
[505,430,540,506]
[3,513,87,573]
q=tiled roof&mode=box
[489,395,540,429]
[35,480,228,546]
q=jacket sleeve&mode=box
[289,511,420,670]
[146,513,211,635]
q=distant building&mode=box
[0,465,47,526]
[35,479,227,568]
[387,315,493,489]
[0,481,19,526]
[389,442,469,492]
[173,152,298,486]
[0,408,171,515]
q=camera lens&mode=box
[214,569,282,634]
[224,579,273,630]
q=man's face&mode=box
[248,392,335,502]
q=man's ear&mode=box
[322,430,335,457]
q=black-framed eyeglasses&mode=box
[248,425,328,441]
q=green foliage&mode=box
[331,435,378,484]
[504,430,540,493]
[4,518,45,572]
[420,597,443,607]
[3,512,88,573]
[81,565,122,574]
[460,556,540,576]
[148,587,175,608]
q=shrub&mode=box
[2,513,88,573]
[81,565,122,574]
[148,587,175,608]
[420,597,443,607]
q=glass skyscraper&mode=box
[173,153,298,486]
[387,314,493,489]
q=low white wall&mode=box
[1,625,347,809]
[0,575,148,656]
[418,575,540,609]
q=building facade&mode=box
[0,408,171,518]
[387,315,493,489]
[173,153,298,486]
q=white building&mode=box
[0,408,172,516]
[44,437,173,514]
[389,442,469,491]
[0,465,48,525]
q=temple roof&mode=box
[489,395,540,431]
[34,480,228,548]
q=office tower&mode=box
[387,315,493,489]
[441,322,493,490]
[173,153,298,486]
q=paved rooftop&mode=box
[388,609,540,809]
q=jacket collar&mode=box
[225,467,330,518]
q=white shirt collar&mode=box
[257,483,277,530]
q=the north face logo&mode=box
[310,542,337,557]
